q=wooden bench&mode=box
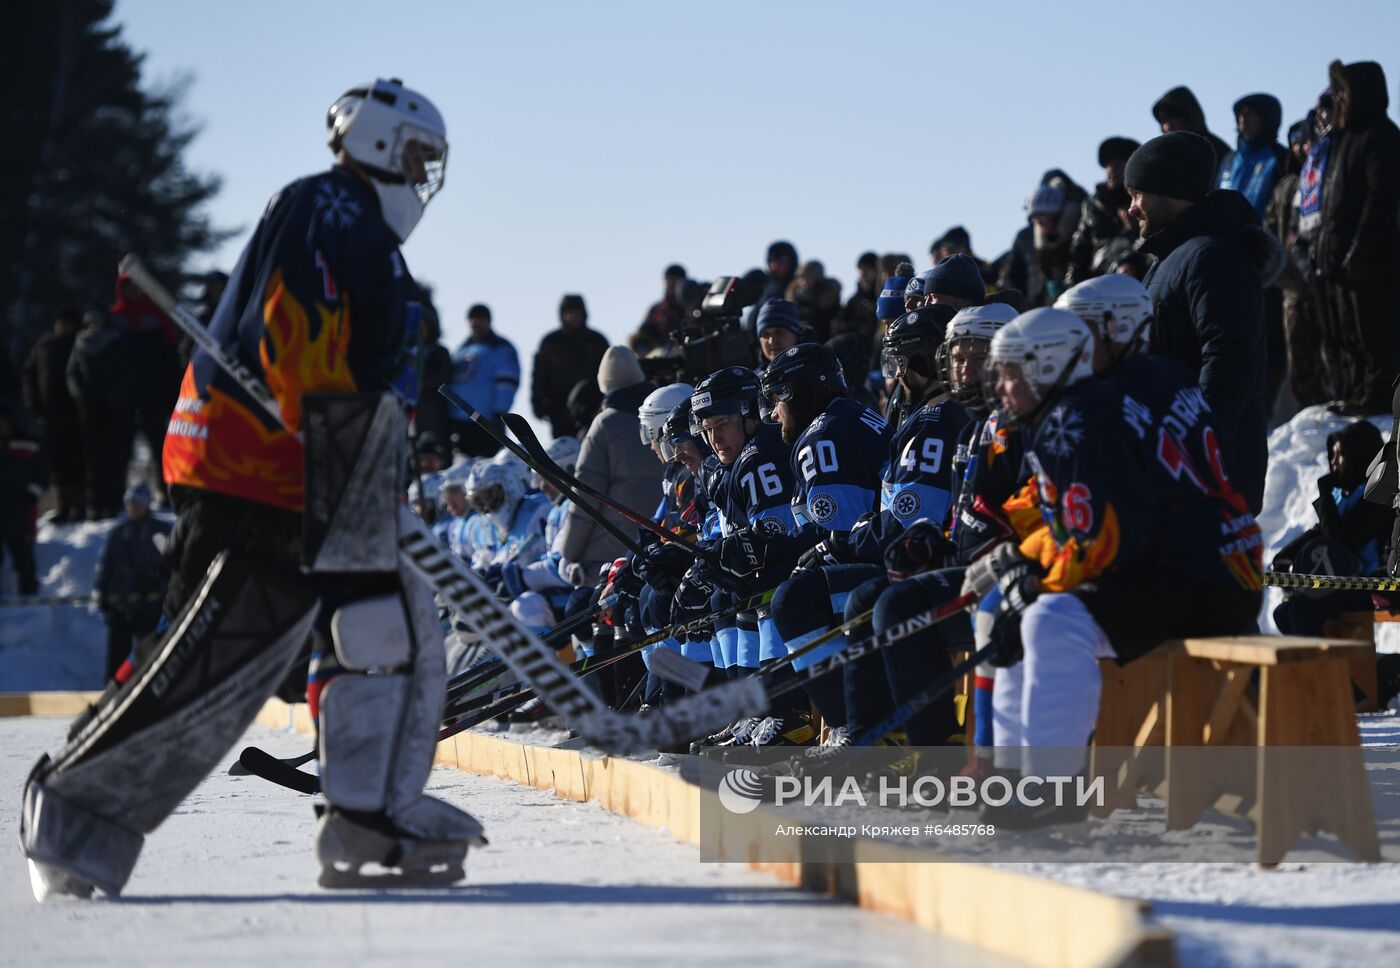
[1090,634,1380,865]
[1319,610,1392,713]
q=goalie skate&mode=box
[315,807,486,889]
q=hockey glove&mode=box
[717,530,766,581]
[633,542,693,596]
[987,557,1044,667]
[610,555,646,599]
[795,529,855,571]
[883,519,952,581]
[960,540,1024,600]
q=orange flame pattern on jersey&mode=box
[162,270,357,510]
[260,269,356,432]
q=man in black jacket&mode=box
[22,308,84,521]
[93,482,172,679]
[0,399,47,596]
[1066,137,1141,285]
[66,310,133,519]
[1127,132,1284,514]
[1152,85,1231,168]
[1316,60,1400,415]
[530,294,609,437]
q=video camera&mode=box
[638,275,761,385]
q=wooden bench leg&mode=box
[1164,654,1226,830]
[1090,654,1167,818]
[1255,658,1380,864]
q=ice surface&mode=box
[0,719,1000,967]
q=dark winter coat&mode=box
[1066,182,1137,284]
[1316,61,1400,284]
[66,326,132,409]
[1140,189,1285,514]
[531,326,610,436]
[1152,86,1232,168]
[21,330,79,428]
[94,513,173,617]
[0,400,48,537]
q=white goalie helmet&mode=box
[1055,274,1154,359]
[467,461,524,529]
[936,303,1021,406]
[985,307,1095,424]
[638,383,694,447]
[326,78,447,242]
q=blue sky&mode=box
[116,0,1398,430]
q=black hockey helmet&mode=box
[758,342,846,425]
[689,366,762,435]
[881,304,957,383]
[662,398,711,461]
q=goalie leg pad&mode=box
[20,550,319,897]
[319,568,482,841]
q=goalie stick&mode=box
[119,254,765,756]
[1263,571,1400,593]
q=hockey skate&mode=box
[28,858,94,902]
[316,805,486,889]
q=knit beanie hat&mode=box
[754,297,803,338]
[876,273,913,319]
[598,345,645,394]
[1098,136,1141,167]
[922,254,986,304]
[1124,132,1217,202]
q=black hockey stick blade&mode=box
[229,745,315,776]
[235,746,322,795]
[647,648,718,693]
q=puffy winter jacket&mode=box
[1066,182,1137,284]
[556,380,661,578]
[530,326,610,436]
[445,332,520,424]
[1141,189,1285,514]
[1217,94,1288,216]
[94,513,173,617]
[66,327,132,408]
[1316,60,1400,282]
[22,330,79,427]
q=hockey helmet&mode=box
[1055,274,1154,361]
[984,308,1095,424]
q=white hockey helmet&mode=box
[440,457,476,494]
[639,383,694,447]
[1055,274,1154,360]
[533,435,581,491]
[985,307,1095,424]
[326,78,447,242]
[936,303,1021,406]
[468,461,524,524]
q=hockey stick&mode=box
[763,592,976,701]
[852,642,995,746]
[435,388,652,560]
[120,254,765,755]
[230,746,316,777]
[443,593,617,702]
[498,410,706,558]
[1263,571,1400,593]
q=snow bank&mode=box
[1256,405,1392,644]
[0,515,119,691]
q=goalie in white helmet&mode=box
[462,461,551,575]
[21,78,482,899]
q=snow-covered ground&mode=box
[0,719,998,967]
[0,515,119,692]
